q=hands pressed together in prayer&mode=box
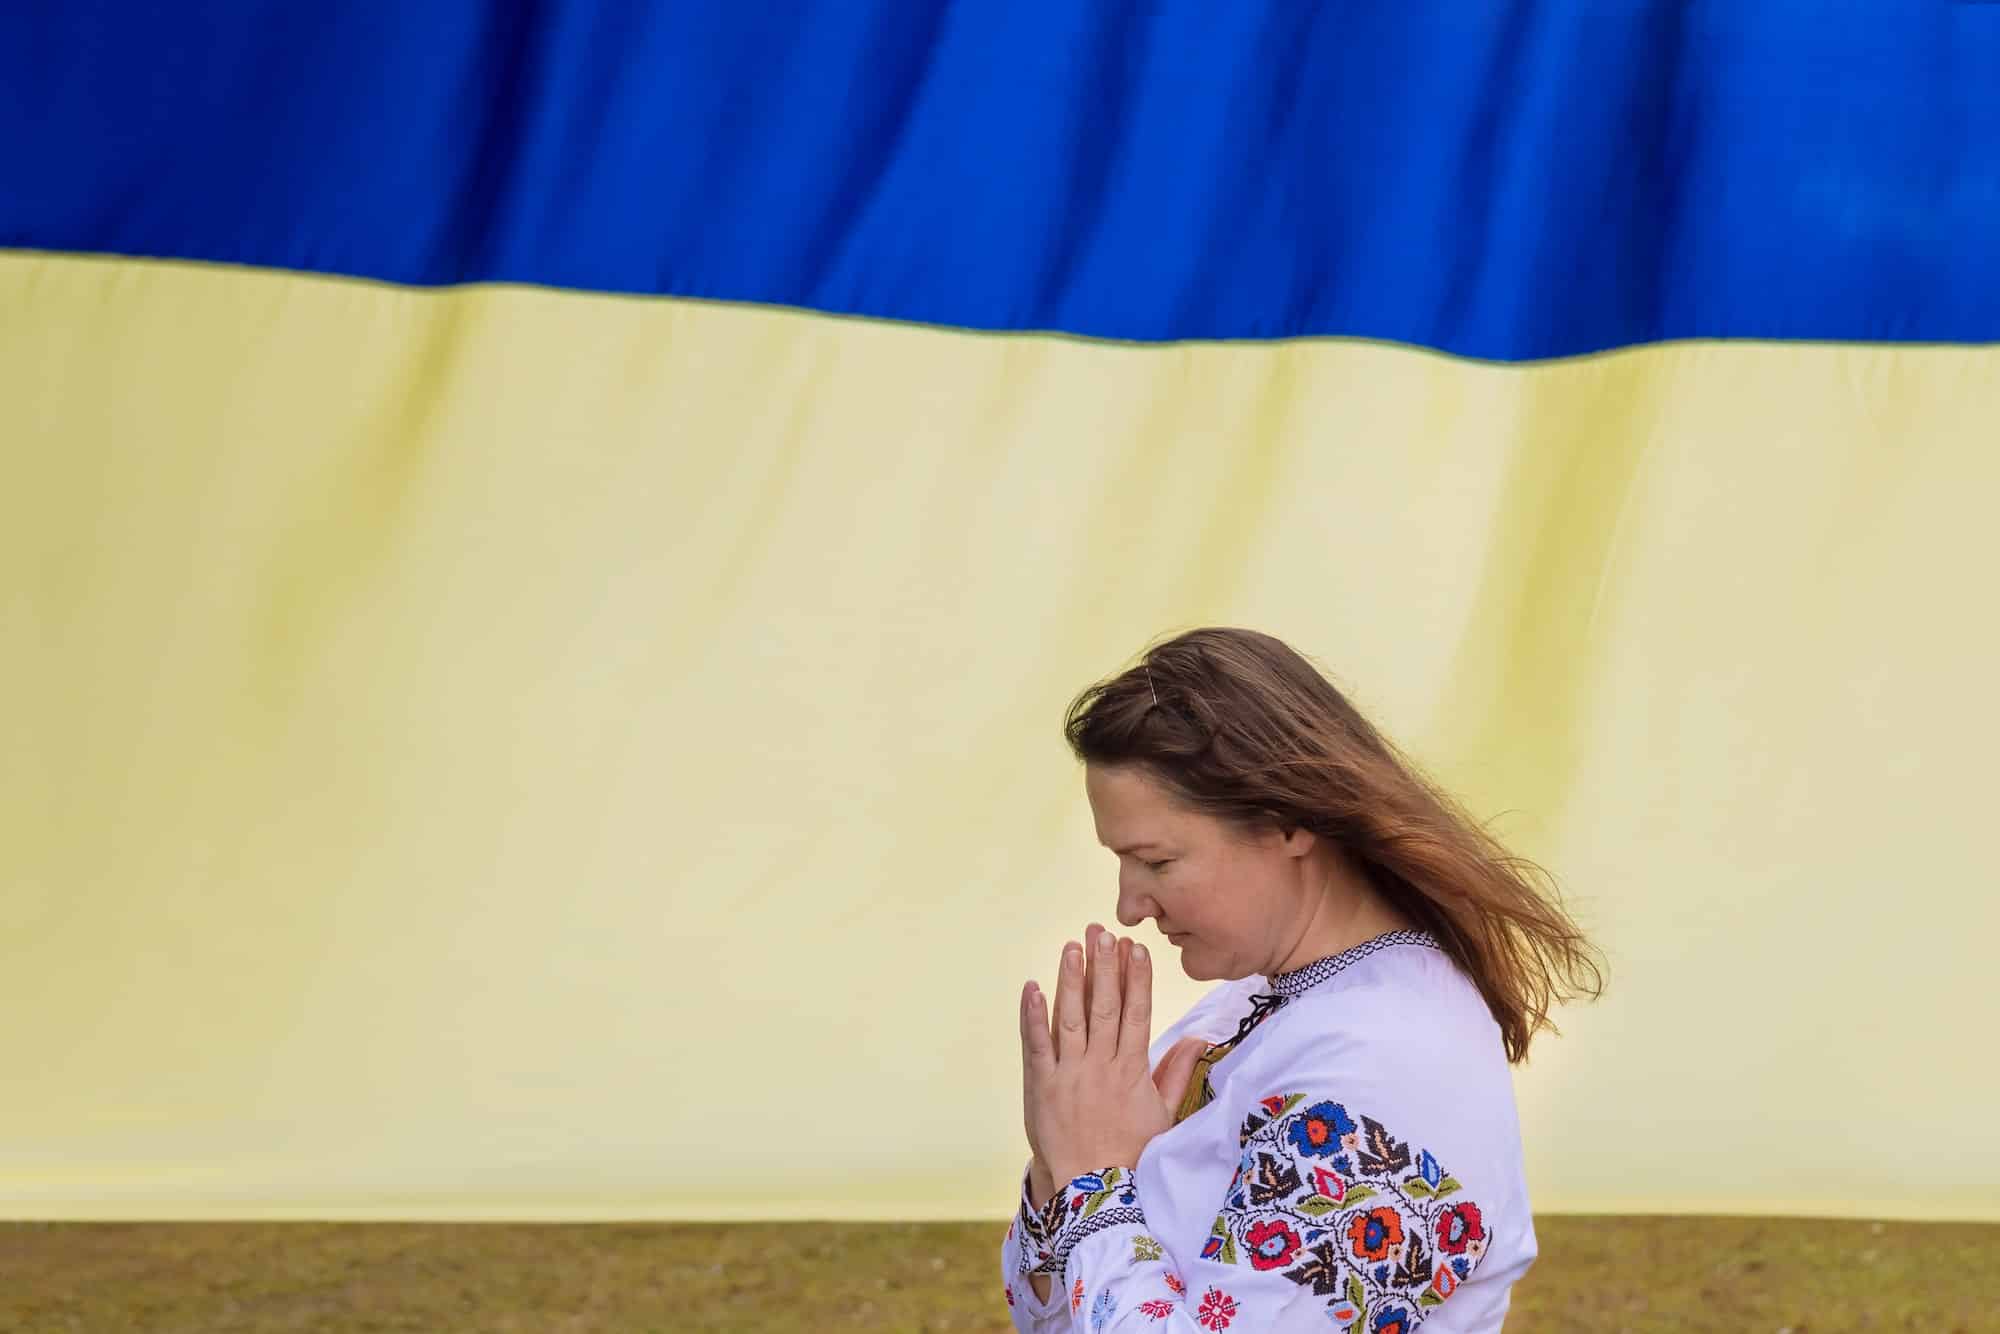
[1018,922,1212,1212]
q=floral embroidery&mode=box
[1139,1297,1175,1319]
[1244,1217,1303,1270]
[1196,1285,1239,1330]
[1204,1092,1490,1328]
[1436,1201,1485,1255]
[1164,1271,1186,1296]
[1132,1232,1164,1263]
[1091,1287,1118,1331]
[1039,1164,1147,1274]
[1347,1207,1404,1261]
[1355,1115,1413,1176]
[1372,1303,1415,1333]
[1287,1101,1356,1157]
[1071,1277,1086,1314]
[1003,1283,1014,1308]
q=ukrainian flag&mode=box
[2,5,1995,1222]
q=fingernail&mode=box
[1133,943,1147,962]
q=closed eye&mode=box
[1145,858,1174,871]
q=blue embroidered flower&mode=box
[1451,1256,1470,1278]
[1090,1288,1117,1331]
[1371,1304,1414,1334]
[1201,1235,1224,1260]
[1418,1149,1442,1188]
[1331,1154,1355,1175]
[1286,1101,1357,1158]
[1070,1172,1107,1194]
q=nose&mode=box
[1113,873,1151,930]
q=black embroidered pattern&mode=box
[1266,929,1443,1000]
[1018,1166,1147,1276]
[1049,1204,1146,1274]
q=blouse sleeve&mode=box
[999,1156,1080,1331]
[1038,1091,1496,1332]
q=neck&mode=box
[1269,860,1413,977]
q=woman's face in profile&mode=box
[1084,763,1303,982]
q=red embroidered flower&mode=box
[1004,1283,1014,1307]
[1244,1217,1303,1270]
[1071,1277,1086,1313]
[1346,1206,1405,1261]
[1260,1095,1287,1116]
[1139,1298,1174,1320]
[1164,1271,1186,1296]
[1197,1286,1238,1330]
[1311,1164,1347,1202]
[1436,1201,1486,1255]
[1432,1266,1458,1299]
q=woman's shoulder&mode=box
[1222,951,1526,1206]
[1292,936,1494,1034]
[1255,942,1513,1103]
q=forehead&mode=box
[1084,764,1198,846]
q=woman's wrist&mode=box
[1027,1156,1057,1211]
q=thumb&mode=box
[1151,1035,1210,1107]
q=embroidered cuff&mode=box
[1037,1165,1145,1276]
[1012,1167,1058,1275]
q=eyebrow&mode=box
[1107,841,1168,855]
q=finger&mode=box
[1082,923,1102,1021]
[1021,979,1053,1076]
[1113,934,1134,1055]
[1055,941,1086,1061]
[1121,940,1153,1073]
[1088,929,1122,1058]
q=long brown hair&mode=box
[1063,626,1602,1064]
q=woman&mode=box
[1001,628,1602,1332]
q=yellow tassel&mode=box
[1174,1045,1226,1124]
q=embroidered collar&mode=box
[1264,928,1443,1000]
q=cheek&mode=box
[1172,876,1221,930]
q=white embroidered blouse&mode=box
[999,930,1536,1333]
